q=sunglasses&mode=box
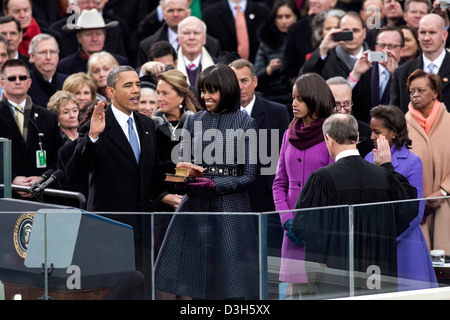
[4,75,29,82]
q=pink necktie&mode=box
[235,5,249,60]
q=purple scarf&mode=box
[288,118,325,150]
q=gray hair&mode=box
[178,16,207,35]
[311,9,346,47]
[28,33,59,56]
[106,65,135,88]
[323,113,359,144]
[229,58,256,78]
[326,76,351,89]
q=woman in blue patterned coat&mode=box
[155,64,260,300]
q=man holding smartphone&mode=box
[349,25,404,123]
[300,11,368,80]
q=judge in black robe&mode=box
[291,113,418,298]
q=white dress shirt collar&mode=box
[241,94,255,116]
[423,49,446,73]
[335,148,360,162]
[228,0,247,17]
[111,104,139,145]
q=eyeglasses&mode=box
[375,43,402,49]
[4,75,28,82]
[334,101,352,111]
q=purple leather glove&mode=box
[188,177,216,190]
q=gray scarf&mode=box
[335,42,369,72]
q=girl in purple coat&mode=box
[273,73,334,297]
[364,105,437,290]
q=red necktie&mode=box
[235,5,249,60]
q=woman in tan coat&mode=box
[406,69,450,252]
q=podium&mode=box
[0,199,136,300]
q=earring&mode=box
[179,104,183,109]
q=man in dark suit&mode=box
[300,11,369,80]
[0,59,63,199]
[202,0,270,63]
[136,0,221,68]
[176,16,216,88]
[56,9,128,75]
[64,65,179,298]
[390,13,450,113]
[292,113,418,297]
[281,0,337,83]
[349,25,404,123]
[28,33,67,108]
[0,16,30,67]
[230,59,290,256]
[326,76,373,158]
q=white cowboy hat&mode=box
[62,8,119,32]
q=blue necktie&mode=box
[428,63,437,74]
[127,117,140,163]
[379,70,388,100]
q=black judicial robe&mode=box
[292,155,418,293]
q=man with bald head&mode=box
[390,13,450,112]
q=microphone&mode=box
[11,104,44,138]
[30,169,54,190]
[33,169,64,194]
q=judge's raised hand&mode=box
[373,135,391,165]
[88,101,106,140]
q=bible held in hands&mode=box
[165,168,202,183]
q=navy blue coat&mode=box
[28,65,67,108]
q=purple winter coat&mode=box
[273,130,333,283]
[365,144,437,290]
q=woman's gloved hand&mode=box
[188,177,216,190]
[284,219,305,246]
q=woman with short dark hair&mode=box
[364,104,437,290]
[155,64,260,300]
[406,69,450,258]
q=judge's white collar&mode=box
[335,148,360,162]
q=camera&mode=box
[165,65,175,71]
[368,51,387,62]
[440,0,450,9]
[332,31,353,42]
